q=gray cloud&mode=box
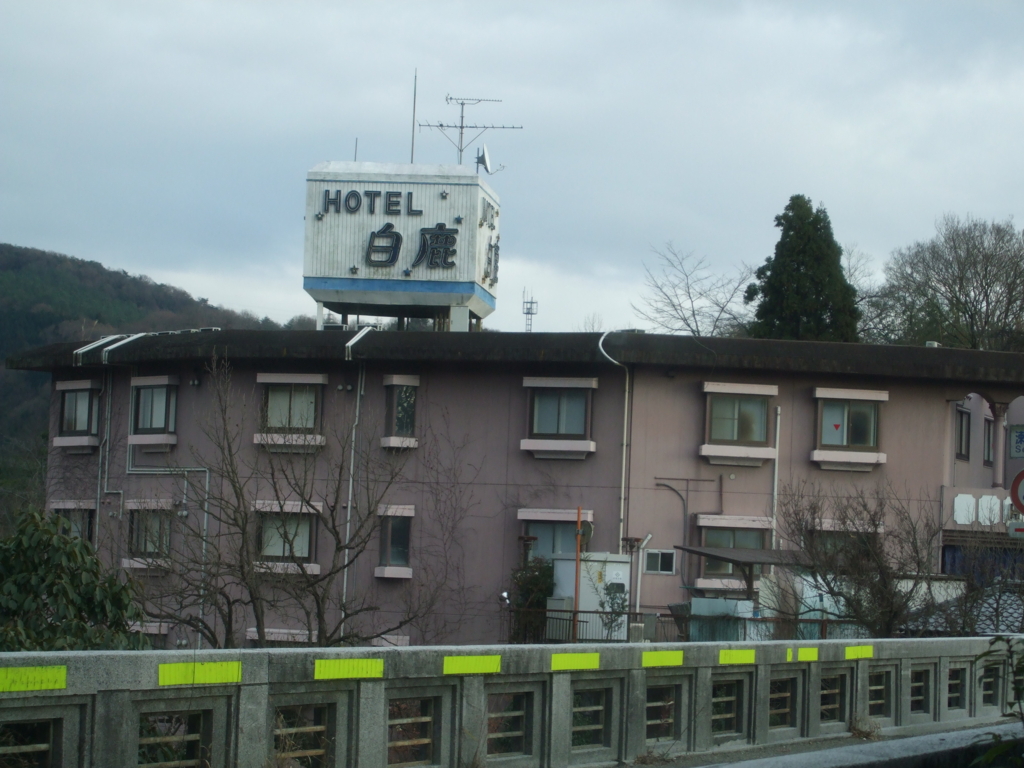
[3,1,1024,331]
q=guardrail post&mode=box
[235,654,270,767]
[549,672,571,768]
[898,657,912,726]
[805,660,822,738]
[355,680,387,768]
[752,662,770,744]
[853,658,870,727]
[459,676,487,768]
[692,666,713,752]
[92,689,133,767]
[623,667,647,760]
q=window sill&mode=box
[253,433,326,453]
[375,566,413,579]
[699,444,776,467]
[520,439,596,460]
[53,435,99,450]
[694,577,759,590]
[380,436,419,449]
[255,561,321,575]
[129,433,177,444]
[810,449,886,472]
[128,433,177,453]
[121,557,170,571]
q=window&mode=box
[571,688,607,748]
[266,384,317,433]
[131,509,171,556]
[0,720,53,767]
[134,386,177,434]
[984,417,995,466]
[703,528,763,575]
[955,407,971,461]
[709,394,768,444]
[60,389,99,436]
[910,669,930,714]
[820,674,846,723]
[261,514,313,562]
[527,522,581,556]
[821,400,878,449]
[646,686,676,742]
[645,550,676,575]
[711,680,742,734]
[274,705,329,767]
[948,668,965,710]
[386,385,417,437]
[530,389,588,438]
[138,711,208,767]
[487,692,531,756]
[55,508,94,542]
[380,516,411,567]
[768,678,795,728]
[982,666,999,706]
[868,670,891,718]
[387,698,435,767]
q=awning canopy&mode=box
[674,545,812,600]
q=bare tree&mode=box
[574,313,604,333]
[928,540,1024,637]
[137,357,472,648]
[771,481,943,638]
[873,215,1024,350]
[633,243,752,336]
[841,244,888,343]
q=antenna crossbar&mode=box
[421,94,523,164]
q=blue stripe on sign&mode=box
[303,277,496,309]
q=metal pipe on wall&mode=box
[770,405,781,550]
[597,332,631,555]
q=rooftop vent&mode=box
[925,341,941,348]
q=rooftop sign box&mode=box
[303,162,500,323]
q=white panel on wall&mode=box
[953,494,976,525]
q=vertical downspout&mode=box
[634,532,652,613]
[340,327,373,638]
[597,332,630,555]
[770,406,782,550]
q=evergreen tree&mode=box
[745,195,860,342]
[0,509,147,651]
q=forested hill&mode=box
[0,242,313,445]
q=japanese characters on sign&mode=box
[1010,425,1024,461]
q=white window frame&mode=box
[383,375,420,448]
[376,505,414,578]
[520,377,598,459]
[644,549,676,575]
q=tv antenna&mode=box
[419,95,522,165]
[522,289,538,333]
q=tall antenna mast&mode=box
[420,95,522,164]
[410,69,418,163]
[522,289,538,333]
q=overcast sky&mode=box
[3,2,1024,332]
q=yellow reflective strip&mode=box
[443,655,501,675]
[0,666,67,693]
[158,661,242,686]
[642,650,683,668]
[719,649,756,665]
[314,658,384,680]
[786,649,793,662]
[798,648,818,662]
[551,652,600,671]
[845,645,874,660]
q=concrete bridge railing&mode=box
[0,637,1016,767]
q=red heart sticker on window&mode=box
[833,424,841,430]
